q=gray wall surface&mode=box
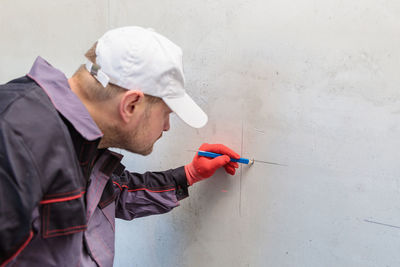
[1,1,400,266]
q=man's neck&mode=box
[68,77,112,142]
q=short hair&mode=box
[74,42,161,104]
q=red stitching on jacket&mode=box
[112,181,175,193]
[39,191,85,204]
[128,188,175,193]
[112,181,123,191]
[43,228,87,238]
[42,203,87,238]
[47,224,88,233]
[43,187,85,198]
[0,231,34,267]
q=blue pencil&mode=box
[197,151,251,164]
[197,151,286,166]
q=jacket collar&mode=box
[27,56,103,141]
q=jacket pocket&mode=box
[40,191,87,238]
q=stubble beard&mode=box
[108,126,154,155]
[97,103,157,155]
[98,118,155,156]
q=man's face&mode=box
[118,98,172,155]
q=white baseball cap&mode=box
[85,26,208,128]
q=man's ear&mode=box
[119,90,145,123]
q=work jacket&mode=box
[0,57,189,267]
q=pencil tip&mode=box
[249,159,255,166]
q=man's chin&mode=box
[140,147,153,156]
[118,140,156,156]
[131,145,153,156]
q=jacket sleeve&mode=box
[112,165,189,220]
[0,122,40,266]
[0,81,87,265]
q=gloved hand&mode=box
[185,143,240,185]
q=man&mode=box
[0,26,239,266]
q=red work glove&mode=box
[185,143,240,186]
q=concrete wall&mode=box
[1,1,400,266]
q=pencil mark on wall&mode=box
[239,120,244,217]
[107,0,111,28]
[254,128,265,134]
[364,219,400,230]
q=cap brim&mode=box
[163,93,208,128]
